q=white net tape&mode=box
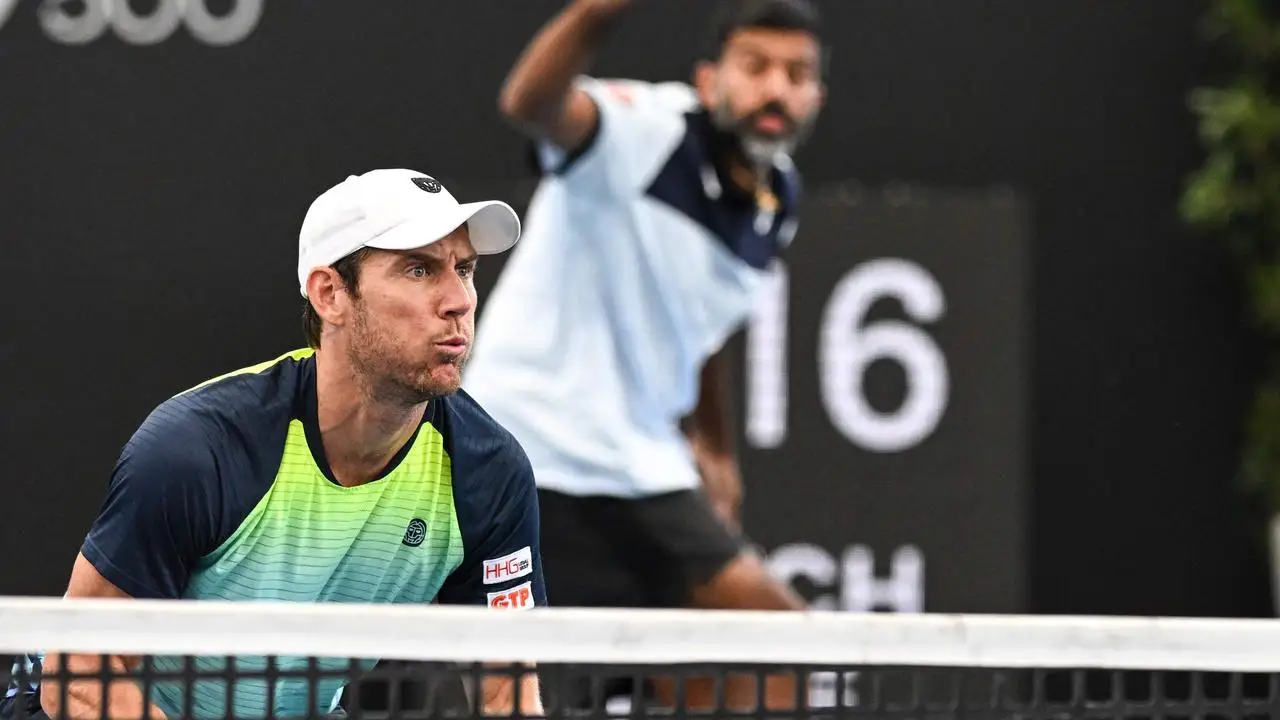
[2,596,1279,672]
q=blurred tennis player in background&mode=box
[464,0,826,711]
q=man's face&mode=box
[346,226,478,405]
[696,27,826,166]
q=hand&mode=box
[479,667,543,717]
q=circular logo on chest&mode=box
[402,518,427,547]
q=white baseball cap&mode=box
[297,168,521,297]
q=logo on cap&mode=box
[412,177,443,194]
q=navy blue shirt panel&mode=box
[433,389,548,609]
[643,110,801,271]
[79,357,305,599]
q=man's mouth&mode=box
[754,113,789,135]
[435,336,468,357]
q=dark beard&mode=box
[709,100,815,170]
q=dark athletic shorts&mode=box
[535,488,748,609]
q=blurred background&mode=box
[1,0,1275,621]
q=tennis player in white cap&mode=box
[16,169,545,720]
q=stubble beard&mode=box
[347,303,465,409]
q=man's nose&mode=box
[761,66,790,101]
[438,271,473,318]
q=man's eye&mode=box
[408,266,427,278]
[458,265,475,279]
[741,55,767,75]
[789,63,815,84]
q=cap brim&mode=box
[366,200,521,256]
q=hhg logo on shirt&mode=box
[402,518,426,547]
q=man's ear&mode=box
[693,60,719,107]
[305,267,348,329]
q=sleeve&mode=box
[435,442,547,611]
[533,76,692,195]
[79,402,222,600]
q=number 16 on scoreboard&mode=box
[746,258,951,454]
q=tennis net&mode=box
[1,596,1278,720]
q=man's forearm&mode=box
[41,652,169,720]
[688,349,744,522]
[498,0,631,128]
[690,348,736,457]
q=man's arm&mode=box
[687,345,744,528]
[40,555,171,720]
[497,0,633,151]
[39,399,221,720]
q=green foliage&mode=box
[1181,0,1280,514]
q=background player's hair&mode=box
[704,0,822,60]
[302,248,373,349]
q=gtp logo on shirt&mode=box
[487,581,534,610]
[482,546,532,585]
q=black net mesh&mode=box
[3,654,1278,720]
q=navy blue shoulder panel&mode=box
[642,110,802,271]
[80,353,308,599]
[432,389,547,608]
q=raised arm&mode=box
[497,0,633,152]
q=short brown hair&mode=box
[302,248,373,349]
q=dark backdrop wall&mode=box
[0,0,1268,618]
